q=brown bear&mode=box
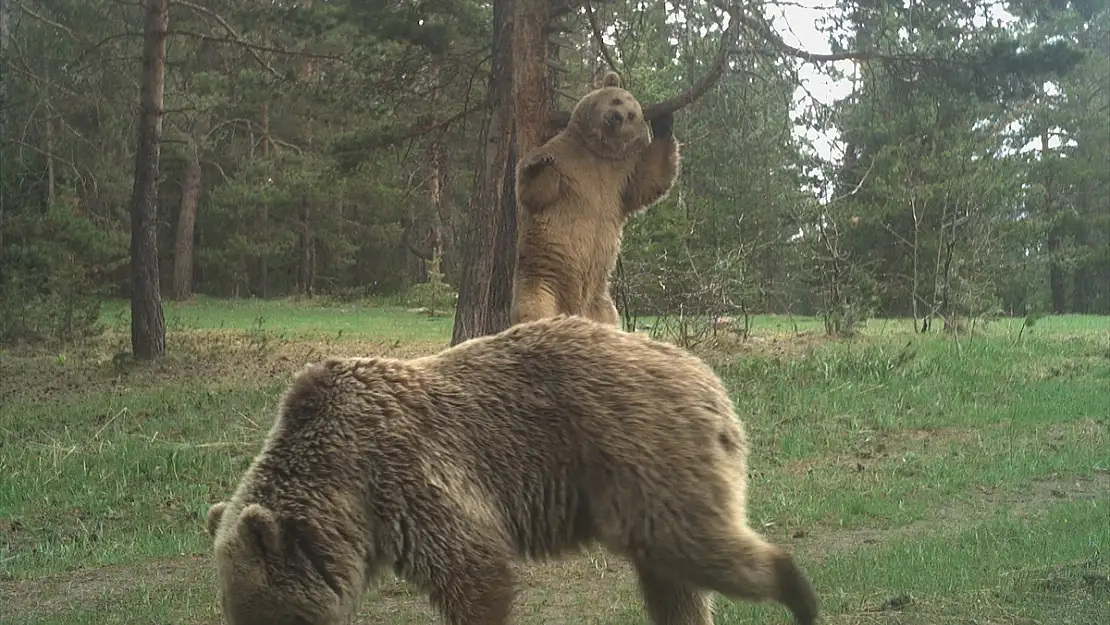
[510,71,680,327]
[206,315,817,625]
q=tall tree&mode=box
[171,117,208,300]
[450,0,522,346]
[129,0,169,359]
[451,0,741,345]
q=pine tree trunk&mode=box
[0,0,8,254]
[296,2,315,298]
[451,0,550,346]
[172,123,204,300]
[1041,133,1067,314]
[129,0,168,359]
[451,0,517,346]
[256,27,271,298]
[299,199,315,297]
[0,0,9,143]
[512,0,550,158]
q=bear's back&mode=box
[420,316,740,459]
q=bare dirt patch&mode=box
[8,467,1105,623]
[0,329,447,405]
[780,424,993,478]
[0,554,213,623]
[0,549,637,625]
[695,329,838,361]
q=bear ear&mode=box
[239,503,282,556]
[600,71,622,88]
[206,501,229,537]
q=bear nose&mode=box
[603,110,623,128]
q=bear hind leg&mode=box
[511,283,560,325]
[649,524,818,625]
[584,288,620,326]
[635,561,713,625]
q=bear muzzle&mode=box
[603,110,623,129]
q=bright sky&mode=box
[764,0,855,165]
[763,0,1061,163]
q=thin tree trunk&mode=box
[129,0,168,360]
[257,101,270,297]
[429,134,444,277]
[0,0,9,142]
[297,1,315,298]
[0,0,9,253]
[45,119,56,207]
[911,196,921,332]
[1041,132,1068,314]
[256,22,271,298]
[299,199,315,297]
[172,119,206,300]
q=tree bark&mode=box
[129,0,168,359]
[450,0,518,346]
[172,119,206,300]
[296,0,316,298]
[299,199,315,297]
[0,0,9,142]
[256,20,272,298]
[0,0,9,254]
[451,0,551,346]
[257,101,270,298]
[512,0,550,158]
[1041,133,1067,314]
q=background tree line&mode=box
[1,0,1106,352]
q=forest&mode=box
[1,0,1107,353]
[2,3,1109,623]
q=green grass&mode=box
[98,295,456,342]
[1,298,1107,624]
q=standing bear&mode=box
[206,315,818,625]
[510,71,680,326]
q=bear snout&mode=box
[603,110,623,129]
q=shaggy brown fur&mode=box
[207,315,818,625]
[510,71,680,326]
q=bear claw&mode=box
[522,153,555,175]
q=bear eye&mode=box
[610,98,623,106]
[627,112,637,120]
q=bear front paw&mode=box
[649,112,674,139]
[522,153,556,176]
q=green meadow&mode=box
[2,298,1107,624]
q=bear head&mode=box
[568,70,652,159]
[207,500,351,625]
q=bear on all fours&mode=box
[207,315,818,625]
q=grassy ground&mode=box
[1,297,1107,624]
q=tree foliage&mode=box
[0,0,1105,346]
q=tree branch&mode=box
[171,0,281,76]
[331,104,484,155]
[546,0,741,133]
[13,0,79,41]
[643,7,740,120]
[584,1,618,77]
